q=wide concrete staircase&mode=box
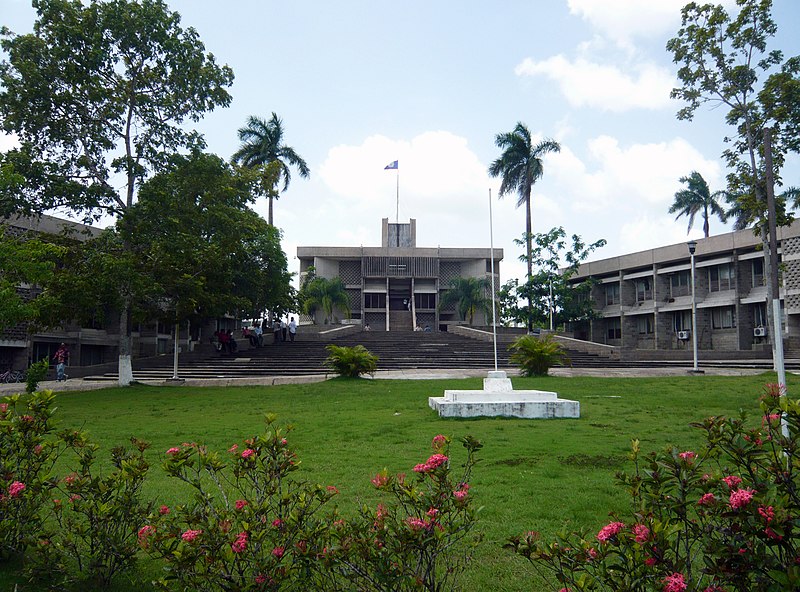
[84,330,518,382]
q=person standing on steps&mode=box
[281,318,288,342]
[52,343,69,382]
[273,319,281,344]
[288,317,297,342]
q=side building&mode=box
[297,218,502,331]
[567,220,800,356]
[1,214,234,375]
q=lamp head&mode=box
[687,240,697,255]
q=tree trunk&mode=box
[525,194,534,333]
[268,196,274,226]
[118,296,134,386]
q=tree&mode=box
[669,171,728,237]
[438,277,492,326]
[300,277,350,325]
[231,113,310,226]
[0,0,234,385]
[488,123,560,331]
[667,0,800,361]
[503,227,605,329]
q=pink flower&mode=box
[758,505,774,523]
[166,447,180,456]
[371,472,389,488]
[427,507,439,518]
[231,531,248,553]
[235,499,248,510]
[181,529,202,542]
[596,521,625,543]
[272,546,284,558]
[280,438,287,445]
[406,517,429,531]
[722,475,742,489]
[413,453,449,473]
[698,493,716,506]
[0,403,8,413]
[255,574,268,585]
[272,518,284,529]
[632,523,650,543]
[729,488,755,510]
[558,588,570,592]
[241,448,255,459]
[228,444,239,453]
[7,481,25,498]
[453,484,470,501]
[662,572,687,592]
[326,485,339,494]
[678,451,696,462]
[765,527,783,541]
[587,547,598,561]
[432,434,447,450]
[645,557,657,566]
[159,505,170,515]
[138,525,156,548]
[64,473,78,486]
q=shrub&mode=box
[25,359,49,394]
[508,334,569,377]
[28,434,152,590]
[508,383,800,591]
[144,415,338,591]
[0,391,61,559]
[324,344,378,377]
[327,434,483,591]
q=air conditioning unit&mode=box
[677,330,690,341]
[754,327,767,338]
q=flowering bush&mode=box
[0,391,60,558]
[508,383,800,591]
[27,432,151,589]
[143,414,339,591]
[326,434,483,591]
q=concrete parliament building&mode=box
[297,218,503,332]
[567,219,800,356]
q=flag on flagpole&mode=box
[384,160,398,170]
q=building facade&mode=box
[567,220,800,353]
[0,214,231,374]
[297,219,502,331]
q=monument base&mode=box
[428,371,579,419]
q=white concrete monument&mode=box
[428,370,579,419]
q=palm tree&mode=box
[438,277,492,325]
[669,171,728,238]
[301,277,350,325]
[489,123,560,330]
[231,113,310,225]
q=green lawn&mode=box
[2,373,789,591]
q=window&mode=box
[709,264,735,292]
[635,278,652,302]
[753,303,766,327]
[606,318,621,340]
[636,315,654,335]
[670,271,690,298]
[752,258,764,288]
[673,310,691,332]
[711,307,736,329]
[605,283,620,305]
[414,293,436,309]
[364,293,386,309]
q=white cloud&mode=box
[547,135,723,217]
[566,0,736,45]
[515,55,675,111]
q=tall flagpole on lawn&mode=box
[489,188,498,371]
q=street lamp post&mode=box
[687,240,703,374]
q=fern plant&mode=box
[508,334,569,377]
[324,344,379,377]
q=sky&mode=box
[2,0,800,288]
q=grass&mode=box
[2,372,790,591]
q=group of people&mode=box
[216,317,298,353]
[271,317,297,343]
